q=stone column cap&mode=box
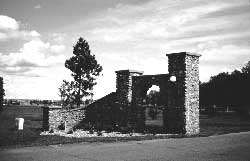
[115,69,144,74]
[166,52,201,57]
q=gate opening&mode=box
[144,85,163,127]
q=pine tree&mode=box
[60,37,102,108]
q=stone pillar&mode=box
[42,106,62,131]
[115,70,143,104]
[166,52,201,135]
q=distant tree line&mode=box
[200,61,250,115]
[0,77,4,111]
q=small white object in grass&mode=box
[15,118,24,130]
[170,76,176,82]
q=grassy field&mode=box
[1,105,250,149]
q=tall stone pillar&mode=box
[115,70,143,104]
[166,52,201,135]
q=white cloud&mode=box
[200,44,250,64]
[29,30,41,37]
[2,29,41,41]
[5,66,22,72]
[50,44,66,54]
[0,15,19,30]
[0,15,69,99]
[0,32,7,39]
[0,39,67,75]
[34,5,42,9]
[0,15,40,41]
[49,33,67,43]
[199,44,250,82]
[0,38,68,99]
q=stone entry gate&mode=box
[115,52,201,135]
[43,52,201,135]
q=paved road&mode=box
[1,132,250,161]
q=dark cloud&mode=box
[0,66,30,74]
[167,18,250,46]
[169,27,250,43]
[0,0,152,32]
[201,59,243,67]
[201,4,250,19]
[0,59,47,77]
[14,60,41,67]
[0,65,44,77]
[0,59,47,68]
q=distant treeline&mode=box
[200,61,250,111]
[4,99,61,106]
[0,77,4,111]
[3,98,94,107]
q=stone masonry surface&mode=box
[184,55,200,134]
[116,70,143,104]
[43,106,85,131]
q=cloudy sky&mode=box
[0,0,250,100]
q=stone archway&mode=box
[44,52,201,134]
[115,52,201,135]
[144,85,163,127]
[130,74,170,131]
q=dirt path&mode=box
[1,131,250,161]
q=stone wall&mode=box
[84,92,122,130]
[42,106,85,131]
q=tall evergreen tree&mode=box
[61,37,102,108]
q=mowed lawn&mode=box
[0,106,44,147]
[1,105,250,148]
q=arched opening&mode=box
[145,85,160,106]
[144,85,163,127]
